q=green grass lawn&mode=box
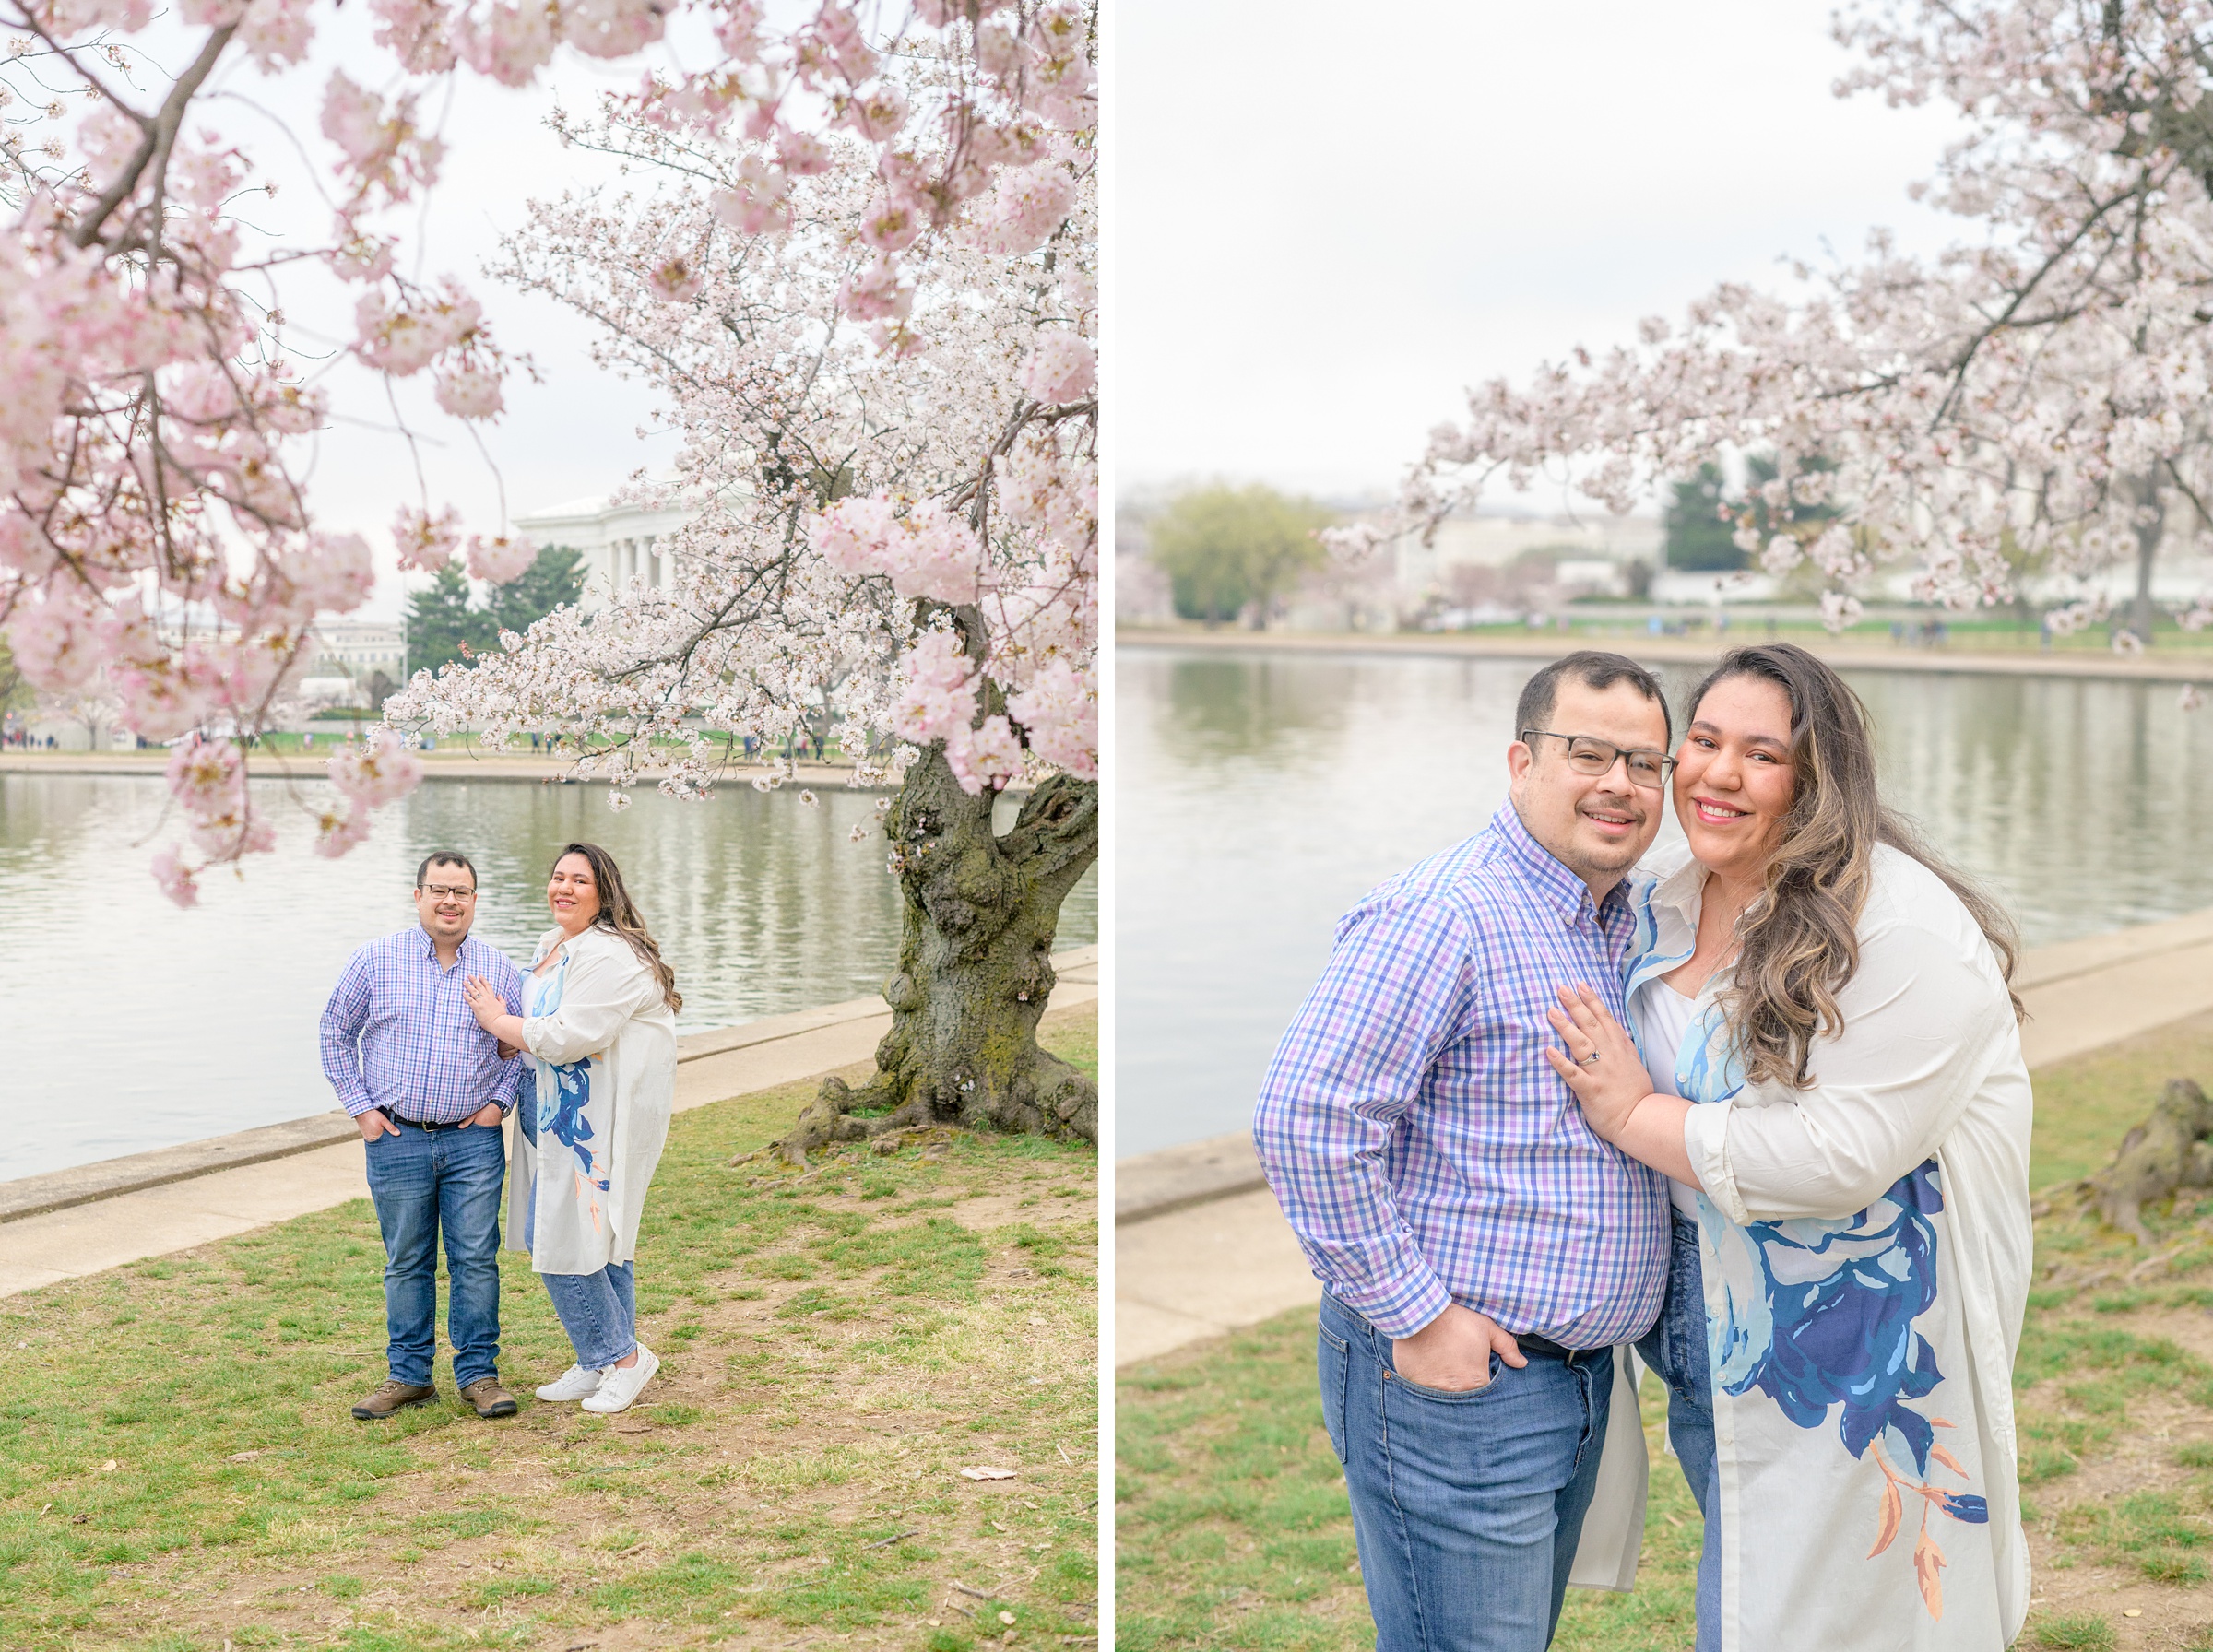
[1116,1011,2213,1651]
[0,1010,1098,1651]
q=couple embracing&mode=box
[1254,645,2033,1652]
[320,842,681,1423]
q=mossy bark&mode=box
[762,747,1098,1167]
[2062,1077,2213,1242]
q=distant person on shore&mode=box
[461,843,680,1416]
[1544,644,2032,1649]
[320,851,527,1422]
[1253,652,1675,1650]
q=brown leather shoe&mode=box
[459,1377,518,1418]
[351,1380,436,1420]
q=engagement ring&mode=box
[1578,1052,1600,1066]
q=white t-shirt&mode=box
[1628,975,1702,1219]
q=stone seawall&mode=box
[0,945,1098,1242]
[1120,625,2213,685]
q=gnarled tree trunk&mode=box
[2057,1077,2213,1243]
[761,747,1098,1166]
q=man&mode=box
[1252,651,1676,1652]
[321,851,527,1422]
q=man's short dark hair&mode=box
[416,851,477,890]
[1514,651,1672,749]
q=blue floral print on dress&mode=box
[529,950,610,1208]
[1711,1160,1976,1503]
[1623,878,1988,1618]
[545,1056,603,1188]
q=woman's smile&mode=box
[1690,796,1753,826]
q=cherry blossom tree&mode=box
[1399,0,2213,647]
[385,40,1097,1162]
[0,0,1096,911]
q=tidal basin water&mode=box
[0,774,1095,1181]
[1120,644,2213,1158]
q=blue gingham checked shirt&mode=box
[319,927,527,1122]
[1252,804,1670,1346]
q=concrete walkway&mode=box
[1120,625,2213,685]
[1112,913,2213,1368]
[0,947,1095,1300]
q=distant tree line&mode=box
[404,545,587,679]
[1664,455,1841,572]
[1145,483,1336,629]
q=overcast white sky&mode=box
[1114,0,1970,507]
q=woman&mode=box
[1544,644,2032,1651]
[463,842,680,1415]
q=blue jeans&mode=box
[1320,1292,1613,1652]
[1634,1212,1720,1652]
[541,1262,637,1368]
[361,1117,506,1389]
[516,1096,638,1368]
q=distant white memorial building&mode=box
[298,619,408,708]
[512,490,699,613]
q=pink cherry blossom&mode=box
[839,256,911,322]
[944,714,1023,793]
[434,361,505,419]
[6,592,105,690]
[151,846,201,909]
[1020,331,1095,407]
[1007,659,1095,780]
[709,156,792,235]
[467,534,537,584]
[647,256,705,302]
[314,803,373,857]
[394,504,463,572]
[329,729,424,808]
[971,161,1076,254]
[167,734,246,820]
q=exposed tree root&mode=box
[734,746,1098,1171]
[2049,1078,2213,1244]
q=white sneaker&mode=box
[536,1364,606,1402]
[581,1344,659,1414]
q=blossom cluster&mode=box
[1397,0,2213,632]
[0,0,1098,897]
[390,21,1097,801]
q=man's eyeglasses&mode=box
[1520,729,1675,790]
[420,883,478,901]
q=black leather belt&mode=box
[1513,1331,1604,1363]
[379,1109,477,1132]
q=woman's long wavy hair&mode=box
[1693,644,2020,1088]
[555,841,681,1013]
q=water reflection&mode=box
[1161,655,1356,759]
[0,774,1095,1180]
[1119,645,2213,1157]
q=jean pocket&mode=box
[1389,1352,1501,1402]
[1318,1324,1351,1464]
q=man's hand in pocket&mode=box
[1391,1303,1527,1392]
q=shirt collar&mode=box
[1649,844,1709,927]
[1490,802,1621,927]
[415,926,478,965]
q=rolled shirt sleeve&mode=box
[1683,916,2014,1225]
[1252,898,1479,1338]
[319,950,376,1117]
